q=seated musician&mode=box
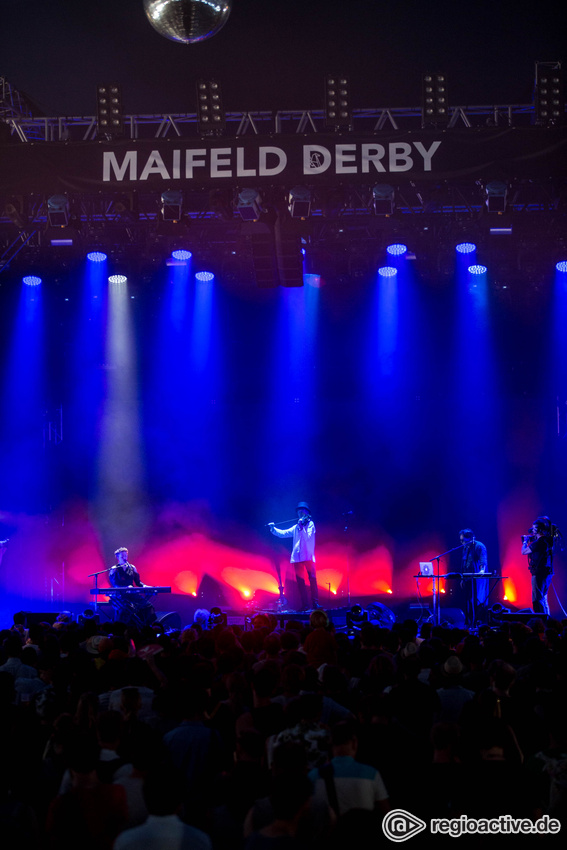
[109,547,147,589]
[108,547,155,626]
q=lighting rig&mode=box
[1,66,566,287]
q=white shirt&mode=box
[114,814,212,850]
[271,520,316,563]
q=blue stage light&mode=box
[556,260,567,273]
[108,274,127,284]
[87,251,107,262]
[386,243,407,256]
[23,275,42,286]
[172,249,192,261]
[195,271,214,282]
[378,266,397,277]
[456,242,476,254]
[468,265,487,275]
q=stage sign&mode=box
[0,128,566,194]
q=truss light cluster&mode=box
[378,266,397,278]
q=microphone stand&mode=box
[88,568,112,613]
[428,545,463,626]
[273,560,287,612]
[343,511,353,607]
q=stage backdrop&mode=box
[0,258,565,622]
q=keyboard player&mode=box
[108,547,155,626]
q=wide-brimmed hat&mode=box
[86,635,106,655]
[297,501,310,512]
[443,655,463,676]
[400,642,418,659]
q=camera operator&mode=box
[521,517,555,616]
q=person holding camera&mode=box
[521,517,554,615]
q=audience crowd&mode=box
[0,606,566,848]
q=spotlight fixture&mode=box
[196,79,226,133]
[108,274,127,284]
[324,74,351,128]
[421,73,449,127]
[161,190,183,221]
[237,188,263,221]
[346,604,368,632]
[468,264,487,275]
[371,184,395,216]
[378,266,397,277]
[23,275,42,286]
[171,249,192,261]
[87,251,107,262]
[556,261,567,273]
[47,195,69,227]
[195,271,215,282]
[455,242,476,254]
[386,243,407,256]
[96,82,123,137]
[288,185,312,219]
[534,61,564,126]
[78,609,100,626]
[485,181,508,213]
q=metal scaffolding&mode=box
[0,101,546,144]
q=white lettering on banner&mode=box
[413,140,442,171]
[185,149,207,178]
[361,144,386,173]
[389,143,413,172]
[304,145,333,174]
[303,142,442,175]
[335,144,357,174]
[259,146,287,176]
[139,151,170,181]
[236,147,256,177]
[172,149,181,180]
[210,148,232,177]
[103,151,138,182]
[101,141,443,182]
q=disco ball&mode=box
[143,0,232,44]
